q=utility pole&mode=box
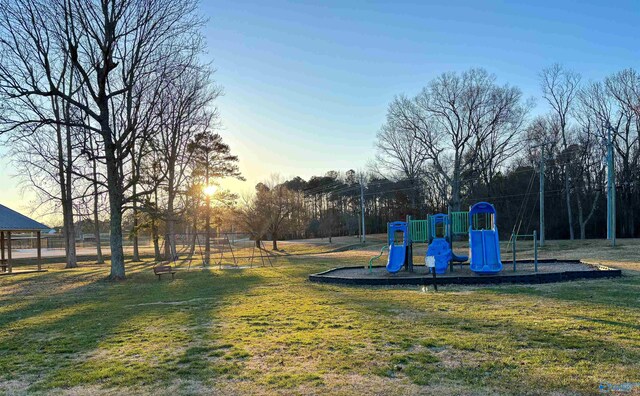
[360,175,366,244]
[539,145,545,247]
[606,124,616,247]
[532,142,549,247]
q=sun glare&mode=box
[203,185,217,196]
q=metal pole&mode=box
[539,146,545,247]
[606,125,616,247]
[611,132,616,248]
[406,215,413,272]
[533,230,538,272]
[512,232,516,272]
[606,126,611,240]
[360,177,366,244]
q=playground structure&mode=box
[371,207,474,275]
[369,201,543,276]
[315,201,620,286]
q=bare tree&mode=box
[373,120,427,213]
[236,192,269,249]
[604,69,640,236]
[253,178,304,251]
[1,65,81,268]
[385,68,528,211]
[156,60,220,261]
[576,70,640,237]
[0,0,204,279]
[540,64,581,239]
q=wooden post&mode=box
[7,231,11,273]
[1,231,4,273]
[37,231,42,271]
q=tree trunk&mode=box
[92,157,104,264]
[152,219,162,262]
[104,137,125,280]
[131,137,140,262]
[564,168,575,240]
[450,164,462,212]
[132,199,140,261]
[204,200,211,267]
[188,224,197,258]
[576,197,586,240]
[53,96,77,269]
[165,187,177,261]
[93,208,103,264]
[272,234,278,251]
[62,199,78,269]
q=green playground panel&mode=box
[409,218,430,243]
[394,211,489,244]
[451,211,491,234]
[451,211,468,234]
[472,213,493,230]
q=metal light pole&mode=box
[606,124,616,247]
[531,142,549,247]
[539,145,545,247]
[360,175,366,244]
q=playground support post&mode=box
[406,215,413,272]
[431,271,438,292]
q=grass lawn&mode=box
[1,239,639,395]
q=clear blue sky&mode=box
[200,0,638,193]
[1,0,638,218]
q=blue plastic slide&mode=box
[451,251,469,263]
[426,238,451,274]
[386,243,407,273]
[468,202,503,274]
[386,221,408,273]
[426,214,468,274]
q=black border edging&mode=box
[308,259,622,286]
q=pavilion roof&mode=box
[0,204,49,231]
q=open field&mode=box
[1,239,639,395]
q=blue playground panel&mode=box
[468,202,503,274]
[386,221,408,273]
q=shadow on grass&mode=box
[317,279,640,393]
[0,265,264,392]
[487,276,640,310]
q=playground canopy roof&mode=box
[0,204,49,232]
